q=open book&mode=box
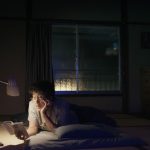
[2,121,28,140]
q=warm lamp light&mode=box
[0,79,20,96]
[0,79,20,145]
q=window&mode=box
[52,24,121,94]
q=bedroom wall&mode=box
[128,25,150,113]
[0,20,26,115]
[32,0,121,21]
[127,0,150,113]
[0,0,150,115]
[0,0,26,115]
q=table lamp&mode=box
[0,79,20,146]
[0,79,20,96]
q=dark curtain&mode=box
[26,22,54,106]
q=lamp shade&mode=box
[6,79,20,96]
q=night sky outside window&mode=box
[52,25,121,94]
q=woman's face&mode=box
[32,92,49,109]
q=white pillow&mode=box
[55,124,119,139]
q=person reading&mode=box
[15,80,78,140]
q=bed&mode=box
[0,105,150,150]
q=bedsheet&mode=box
[21,130,145,150]
[0,127,147,150]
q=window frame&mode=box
[51,22,123,96]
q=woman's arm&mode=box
[27,121,38,136]
[40,111,56,132]
[39,100,57,132]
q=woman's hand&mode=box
[14,128,29,140]
[35,99,49,113]
[40,100,48,114]
[13,124,29,140]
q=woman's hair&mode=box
[29,80,55,101]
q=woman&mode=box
[16,80,78,140]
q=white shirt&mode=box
[28,98,78,130]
